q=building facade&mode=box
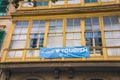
[0,0,120,80]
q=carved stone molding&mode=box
[11,4,120,16]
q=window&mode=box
[22,2,34,7]
[66,18,81,46]
[103,16,120,56]
[10,21,28,49]
[85,0,98,3]
[0,30,5,47]
[36,1,48,6]
[7,51,23,58]
[85,18,102,55]
[0,12,5,15]
[52,0,64,5]
[26,50,39,57]
[28,20,45,48]
[47,20,63,47]
[101,0,115,2]
[68,0,80,4]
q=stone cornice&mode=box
[1,61,120,69]
[0,15,12,19]
[11,4,120,16]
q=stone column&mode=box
[0,69,10,80]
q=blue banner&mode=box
[40,46,90,58]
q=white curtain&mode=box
[68,0,80,4]
[107,48,120,56]
[47,34,62,48]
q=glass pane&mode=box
[12,35,19,40]
[14,28,21,34]
[68,0,80,4]
[111,16,119,24]
[40,20,45,26]
[86,38,93,46]
[27,50,39,57]
[85,18,92,31]
[7,51,15,58]
[67,19,73,26]
[112,24,120,30]
[19,35,26,40]
[85,0,90,3]
[36,1,48,6]
[66,33,73,39]
[15,51,22,57]
[95,38,102,46]
[106,39,120,46]
[107,48,120,56]
[74,33,81,39]
[73,40,81,46]
[21,28,28,33]
[92,25,100,31]
[85,32,92,38]
[66,40,73,47]
[103,17,111,25]
[11,41,25,49]
[52,0,64,5]
[16,22,21,27]
[74,19,80,26]
[105,32,112,38]
[92,18,99,25]
[113,32,120,38]
[94,32,101,37]
[101,0,107,2]
[91,0,98,2]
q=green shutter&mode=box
[0,30,5,46]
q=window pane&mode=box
[68,0,80,4]
[106,39,120,46]
[29,34,44,48]
[36,1,48,6]
[107,48,120,56]
[52,0,64,5]
[10,40,25,49]
[32,20,45,33]
[27,50,39,57]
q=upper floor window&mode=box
[10,21,29,49]
[66,18,81,46]
[52,0,64,5]
[68,0,81,4]
[85,18,102,55]
[36,1,48,6]
[28,20,45,48]
[85,0,98,3]
[101,0,115,2]
[47,20,63,48]
[103,16,120,56]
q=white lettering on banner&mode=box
[55,48,88,53]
